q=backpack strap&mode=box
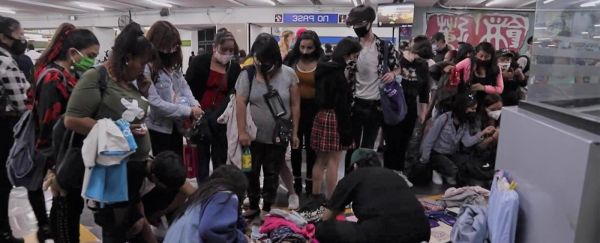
[245,65,256,105]
[94,65,108,97]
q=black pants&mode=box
[149,127,183,159]
[28,188,49,227]
[195,124,227,184]
[430,152,459,178]
[0,117,18,233]
[50,188,84,243]
[291,99,317,194]
[246,142,286,212]
[346,98,382,171]
[382,95,418,172]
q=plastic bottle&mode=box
[242,147,252,172]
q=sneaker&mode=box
[432,170,443,185]
[288,194,300,210]
[394,170,414,188]
[36,225,53,242]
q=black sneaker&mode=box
[0,232,24,243]
[36,225,53,242]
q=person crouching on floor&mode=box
[164,165,249,243]
[315,149,430,243]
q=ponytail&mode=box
[35,23,76,71]
[110,22,155,81]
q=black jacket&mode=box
[185,53,241,103]
[315,59,353,146]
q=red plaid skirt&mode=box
[311,110,353,152]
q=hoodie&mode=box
[314,59,353,146]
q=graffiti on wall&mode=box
[425,12,530,51]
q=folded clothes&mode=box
[419,198,445,212]
[269,226,307,243]
[298,206,325,224]
[260,216,316,242]
[269,208,308,227]
[442,186,489,208]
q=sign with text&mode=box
[283,13,339,24]
[425,12,530,51]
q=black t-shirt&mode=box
[399,56,430,104]
[327,167,428,223]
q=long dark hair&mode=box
[251,33,282,78]
[109,22,155,82]
[452,93,478,124]
[470,42,499,79]
[146,20,182,79]
[411,35,435,60]
[35,23,99,71]
[175,165,248,219]
[331,37,361,64]
[0,16,20,50]
[283,30,323,66]
[455,42,474,63]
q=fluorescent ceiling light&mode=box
[580,0,600,7]
[543,0,555,3]
[225,0,246,6]
[264,0,277,6]
[595,24,600,27]
[147,0,172,8]
[593,36,600,39]
[76,2,105,11]
[0,7,16,14]
[582,31,589,35]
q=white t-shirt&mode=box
[355,40,380,100]
[25,50,40,63]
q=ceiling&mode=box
[0,0,545,16]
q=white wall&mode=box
[90,27,116,63]
[179,29,193,72]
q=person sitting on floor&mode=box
[164,165,249,243]
[315,148,431,243]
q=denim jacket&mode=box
[144,65,199,134]
[420,112,482,161]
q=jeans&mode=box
[345,98,382,171]
[382,95,417,172]
[195,124,227,184]
[0,117,17,233]
[149,126,183,159]
[246,142,286,212]
[291,99,317,194]
[430,151,459,178]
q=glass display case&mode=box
[521,0,600,135]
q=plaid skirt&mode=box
[311,110,353,152]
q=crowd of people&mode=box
[0,3,532,243]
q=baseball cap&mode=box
[346,5,376,27]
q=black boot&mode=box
[36,224,53,242]
[0,231,24,243]
[304,179,313,197]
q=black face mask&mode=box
[300,53,313,60]
[354,25,370,38]
[477,59,491,67]
[8,36,27,56]
[159,51,177,68]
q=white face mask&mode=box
[215,51,233,65]
[488,110,502,120]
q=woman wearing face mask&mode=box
[454,42,504,104]
[144,21,203,157]
[281,30,324,206]
[479,94,502,146]
[310,37,360,201]
[31,22,99,242]
[420,94,496,185]
[235,33,300,218]
[0,16,32,243]
[186,28,241,183]
[279,30,294,59]
[454,42,474,64]
[64,22,155,242]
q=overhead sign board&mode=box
[283,13,339,24]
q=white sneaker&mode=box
[432,170,443,185]
[395,170,413,188]
[288,194,300,210]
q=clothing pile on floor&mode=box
[253,209,318,243]
[420,171,519,243]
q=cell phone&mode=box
[264,89,287,118]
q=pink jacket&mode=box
[260,216,317,242]
[455,59,504,94]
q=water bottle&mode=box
[242,147,252,172]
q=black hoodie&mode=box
[314,59,353,146]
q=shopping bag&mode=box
[183,143,198,178]
[84,162,129,204]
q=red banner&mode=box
[426,12,530,51]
